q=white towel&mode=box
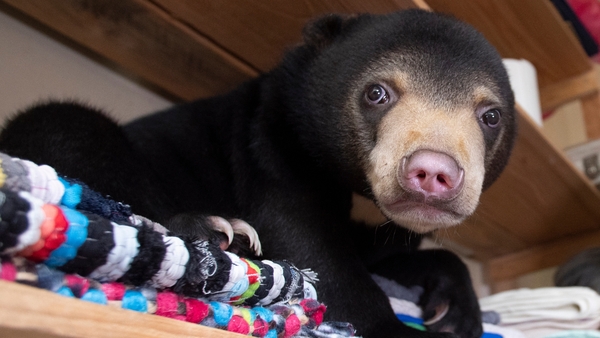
[479,287,600,336]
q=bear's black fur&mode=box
[0,9,516,337]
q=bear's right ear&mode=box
[302,14,360,50]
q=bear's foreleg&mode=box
[370,249,483,337]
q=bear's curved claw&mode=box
[230,218,263,256]
[207,216,234,246]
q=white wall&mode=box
[0,9,172,124]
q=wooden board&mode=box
[486,228,600,282]
[0,0,259,101]
[0,280,245,338]
[437,107,600,259]
[581,91,600,139]
[151,0,420,72]
[539,68,599,112]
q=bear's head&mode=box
[282,9,516,233]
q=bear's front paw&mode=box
[419,277,482,338]
[371,249,483,337]
[223,218,262,256]
[165,214,262,257]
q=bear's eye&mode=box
[480,109,501,128]
[365,84,389,105]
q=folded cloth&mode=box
[375,273,527,338]
[387,296,528,337]
[479,287,600,336]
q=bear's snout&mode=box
[398,150,464,201]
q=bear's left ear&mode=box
[302,13,361,50]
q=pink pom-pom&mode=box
[227,315,250,334]
[0,262,17,281]
[155,292,181,319]
[252,317,269,337]
[64,274,89,297]
[301,299,326,325]
[101,282,126,301]
[284,314,301,337]
[184,298,209,323]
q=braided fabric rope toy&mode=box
[0,152,357,337]
[1,257,356,337]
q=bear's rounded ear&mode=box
[302,13,360,50]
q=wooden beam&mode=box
[0,0,259,101]
[150,0,420,72]
[539,69,599,113]
[581,91,600,139]
[0,281,244,338]
[485,228,600,283]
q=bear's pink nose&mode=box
[399,150,464,200]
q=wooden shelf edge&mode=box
[539,68,599,113]
[485,228,600,283]
[0,280,245,338]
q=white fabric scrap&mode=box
[389,297,422,319]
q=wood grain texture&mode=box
[0,281,245,338]
[150,0,420,72]
[426,0,591,89]
[581,91,600,139]
[1,0,259,101]
[539,69,599,113]
[437,107,600,259]
[486,228,600,282]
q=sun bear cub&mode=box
[0,9,516,338]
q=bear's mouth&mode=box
[381,197,466,233]
[385,198,457,215]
